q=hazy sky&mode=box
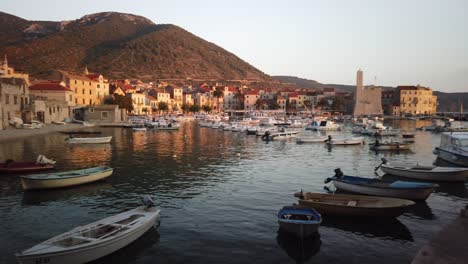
[2,0,467,92]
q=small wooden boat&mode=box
[325,137,365,145]
[369,140,412,151]
[377,158,468,182]
[20,166,114,190]
[296,136,328,144]
[325,169,436,200]
[59,131,102,135]
[66,136,112,144]
[16,198,161,264]
[277,206,321,238]
[0,155,56,174]
[132,127,147,131]
[295,191,414,217]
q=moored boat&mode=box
[277,206,321,238]
[325,137,365,145]
[325,169,436,200]
[433,132,468,167]
[296,136,328,144]
[0,155,56,174]
[132,127,147,131]
[295,191,414,217]
[369,140,412,151]
[16,197,161,264]
[377,158,468,182]
[20,166,114,190]
[65,136,112,144]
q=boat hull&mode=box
[370,144,411,150]
[278,222,319,237]
[333,180,433,200]
[297,193,414,217]
[66,136,112,144]
[380,164,468,182]
[0,163,54,174]
[20,169,113,190]
[434,147,468,167]
[16,207,160,264]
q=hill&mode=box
[0,12,269,80]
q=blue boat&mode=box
[325,169,437,200]
[277,206,322,237]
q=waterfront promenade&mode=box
[0,123,87,142]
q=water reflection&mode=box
[276,228,321,264]
[22,181,112,206]
[404,202,435,220]
[321,217,413,241]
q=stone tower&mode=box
[353,69,383,116]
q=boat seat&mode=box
[347,201,357,206]
[73,235,97,241]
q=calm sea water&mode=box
[0,120,467,264]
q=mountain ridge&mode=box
[0,11,269,81]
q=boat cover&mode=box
[389,181,435,189]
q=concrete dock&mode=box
[412,205,468,264]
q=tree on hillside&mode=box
[189,104,200,113]
[202,104,212,113]
[105,94,134,113]
[157,102,169,113]
[181,103,190,113]
[213,88,224,112]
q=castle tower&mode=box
[353,69,363,116]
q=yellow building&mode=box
[396,85,437,115]
[56,68,109,106]
[0,55,30,84]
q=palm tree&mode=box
[254,98,266,110]
[213,88,224,112]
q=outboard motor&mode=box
[142,195,156,208]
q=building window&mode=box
[89,82,91,86]
[75,98,77,104]
[82,89,85,94]
[89,99,92,105]
[89,108,94,113]
[82,99,85,104]
[5,94,9,104]
[97,84,100,88]
[82,81,84,85]
[14,95,18,105]
[49,107,52,115]
[69,95,72,101]
[101,111,108,119]
[89,90,92,95]
[75,80,77,84]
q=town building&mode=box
[29,81,76,123]
[55,68,109,106]
[394,85,437,115]
[244,90,260,110]
[82,105,127,124]
[0,77,31,129]
[353,69,383,116]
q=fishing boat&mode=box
[277,206,321,238]
[325,169,436,200]
[16,197,161,264]
[296,136,328,144]
[294,191,414,217]
[325,137,365,146]
[65,136,112,144]
[261,130,300,141]
[369,140,412,151]
[377,158,468,182]
[20,166,114,190]
[59,131,102,135]
[0,155,56,174]
[433,132,468,167]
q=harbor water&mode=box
[0,120,467,263]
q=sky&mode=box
[2,0,467,92]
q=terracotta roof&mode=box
[29,81,72,91]
[122,84,135,91]
[147,95,157,101]
[323,88,335,92]
[398,86,431,91]
[244,91,259,95]
[59,70,106,83]
[288,92,299,97]
[86,74,101,81]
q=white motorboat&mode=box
[326,137,365,145]
[308,120,340,131]
[433,132,468,167]
[66,136,112,144]
[16,199,161,264]
[132,127,147,131]
[296,136,328,144]
[20,166,114,190]
[377,158,468,182]
[262,130,300,141]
